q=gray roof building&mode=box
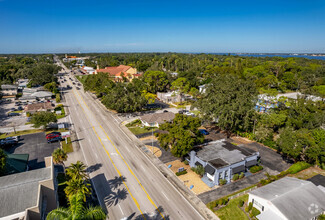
[1,84,18,90]
[0,157,57,219]
[140,112,175,127]
[248,177,325,220]
[189,139,259,186]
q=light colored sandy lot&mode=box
[166,159,217,194]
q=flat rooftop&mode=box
[0,167,52,217]
[195,139,256,168]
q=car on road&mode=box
[199,129,209,135]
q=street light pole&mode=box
[151,127,154,155]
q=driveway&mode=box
[3,132,60,170]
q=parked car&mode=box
[18,106,23,110]
[184,112,195,117]
[163,110,168,112]
[0,136,19,146]
[8,112,20,117]
[47,136,62,143]
[46,132,61,140]
[199,129,209,135]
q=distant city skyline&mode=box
[0,0,324,53]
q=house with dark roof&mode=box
[188,139,259,187]
[0,157,58,219]
[140,112,175,127]
[95,65,138,82]
[248,177,325,220]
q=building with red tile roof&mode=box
[95,65,139,82]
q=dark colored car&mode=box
[163,110,168,112]
[47,136,62,143]
[199,129,209,135]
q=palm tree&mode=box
[64,178,91,202]
[66,161,89,181]
[47,192,106,220]
[52,148,68,169]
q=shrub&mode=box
[232,174,239,181]
[56,93,61,103]
[251,207,261,217]
[245,202,253,213]
[238,200,245,207]
[318,214,325,220]
[26,112,31,117]
[262,139,277,149]
[176,170,187,176]
[207,201,218,210]
[250,165,263,173]
[218,198,228,206]
[184,160,189,165]
[191,165,205,176]
[219,179,227,185]
[287,162,311,174]
[126,119,141,127]
[239,172,245,179]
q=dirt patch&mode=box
[166,159,216,194]
[289,167,325,180]
[232,136,254,144]
[145,145,162,157]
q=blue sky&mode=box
[0,0,324,53]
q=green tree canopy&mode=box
[157,114,204,157]
[30,111,57,128]
[0,149,7,176]
[195,74,258,137]
[143,71,169,93]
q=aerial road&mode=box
[56,59,206,220]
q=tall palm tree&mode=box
[65,178,91,202]
[66,161,89,181]
[52,148,68,169]
[47,192,106,220]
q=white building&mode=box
[248,177,325,220]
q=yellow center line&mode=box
[75,87,165,219]
[71,89,146,219]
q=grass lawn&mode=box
[0,129,43,139]
[128,126,158,135]
[9,110,23,114]
[215,194,249,220]
[61,137,73,153]
[55,106,66,120]
[57,173,69,207]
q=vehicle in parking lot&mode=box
[163,110,168,112]
[199,129,209,135]
[18,106,23,110]
[8,112,20,116]
[0,136,19,146]
[47,136,62,143]
[184,112,195,117]
[46,132,61,140]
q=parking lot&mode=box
[3,132,60,170]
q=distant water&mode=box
[211,53,325,61]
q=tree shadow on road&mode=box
[130,206,170,220]
[104,188,128,207]
[87,163,102,173]
[108,175,126,190]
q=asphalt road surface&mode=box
[56,60,204,220]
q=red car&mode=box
[46,132,61,140]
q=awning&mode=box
[232,165,245,174]
[205,164,215,175]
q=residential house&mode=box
[0,157,58,220]
[188,139,259,187]
[1,84,18,96]
[256,92,323,113]
[95,65,138,82]
[248,177,325,220]
[157,91,186,104]
[25,102,55,113]
[16,79,30,88]
[140,112,175,127]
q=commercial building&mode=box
[157,91,186,104]
[248,177,325,220]
[188,139,259,187]
[1,84,18,96]
[25,102,55,113]
[0,157,58,219]
[140,112,175,127]
[95,65,138,82]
